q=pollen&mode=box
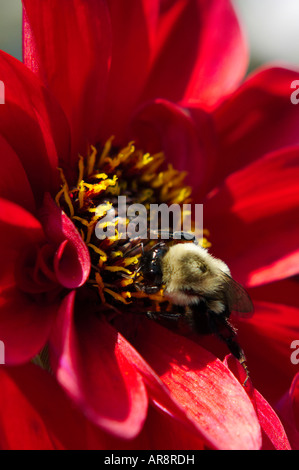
[55,138,210,314]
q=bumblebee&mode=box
[138,232,253,383]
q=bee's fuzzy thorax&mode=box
[161,243,231,306]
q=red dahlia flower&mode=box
[0,0,297,450]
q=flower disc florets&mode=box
[55,138,209,319]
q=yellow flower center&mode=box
[55,137,210,313]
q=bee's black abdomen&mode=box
[190,303,249,384]
[190,301,213,335]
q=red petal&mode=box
[0,198,44,288]
[249,278,299,308]
[23,0,111,159]
[0,363,204,450]
[100,404,204,450]
[204,147,299,287]
[276,373,299,450]
[0,199,58,363]
[49,291,148,439]
[0,51,70,201]
[0,365,57,449]
[100,0,159,142]
[233,300,299,404]
[224,355,291,450]
[115,322,222,439]
[131,99,216,195]
[138,405,204,450]
[0,363,119,450]
[132,319,261,450]
[0,285,57,365]
[142,0,248,107]
[39,194,90,288]
[212,67,299,190]
[0,134,35,213]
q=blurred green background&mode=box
[0,0,299,72]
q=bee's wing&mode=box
[221,272,254,318]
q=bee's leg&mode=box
[141,285,161,294]
[133,282,144,292]
[133,281,161,294]
[146,310,186,334]
[123,241,144,257]
[208,312,250,386]
[146,311,183,321]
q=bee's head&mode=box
[139,243,168,288]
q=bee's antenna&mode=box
[149,229,198,244]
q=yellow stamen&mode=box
[104,288,131,304]
[77,155,85,186]
[122,256,140,267]
[55,188,64,206]
[104,266,133,275]
[87,145,97,176]
[130,291,165,302]
[57,168,74,217]
[78,180,85,209]
[104,141,135,170]
[110,251,124,259]
[98,135,114,167]
[87,243,108,262]
[120,279,134,288]
[83,175,117,194]
[72,216,89,227]
[94,202,113,218]
[95,272,106,304]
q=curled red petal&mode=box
[49,291,148,440]
[0,201,57,364]
[39,194,90,288]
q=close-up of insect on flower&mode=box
[0,0,299,452]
